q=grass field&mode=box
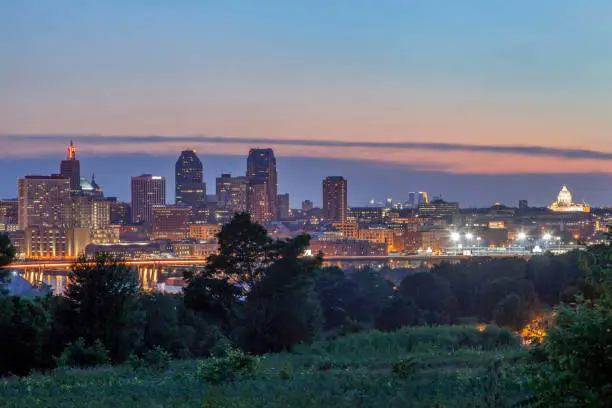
[0,326,532,408]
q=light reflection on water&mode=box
[18,266,188,295]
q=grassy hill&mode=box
[0,326,531,408]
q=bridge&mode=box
[7,253,533,271]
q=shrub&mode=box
[127,346,172,371]
[56,338,110,368]
[392,356,420,379]
[278,362,294,380]
[196,347,259,384]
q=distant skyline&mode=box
[2,1,612,199]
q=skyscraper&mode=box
[247,178,270,225]
[216,173,248,213]
[277,193,290,220]
[131,175,166,225]
[175,150,206,208]
[246,148,277,221]
[60,140,81,194]
[323,176,348,223]
[18,175,71,229]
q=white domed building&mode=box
[548,185,590,213]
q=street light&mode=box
[465,233,474,253]
[517,232,527,254]
[450,232,461,255]
[476,237,482,256]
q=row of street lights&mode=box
[450,231,563,255]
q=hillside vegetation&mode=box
[0,325,529,408]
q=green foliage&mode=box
[392,356,421,379]
[0,233,16,292]
[56,338,110,368]
[493,293,533,331]
[196,347,259,384]
[0,296,51,376]
[63,253,142,363]
[127,346,172,371]
[527,244,612,407]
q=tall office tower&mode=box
[67,195,110,230]
[59,141,81,194]
[519,200,529,210]
[175,150,206,208]
[131,175,166,225]
[302,200,314,212]
[0,199,19,230]
[322,176,348,223]
[18,175,71,229]
[247,178,270,225]
[246,148,277,220]
[418,192,429,205]
[106,197,131,225]
[215,174,249,213]
[277,193,290,220]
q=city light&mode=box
[517,232,527,240]
[543,233,552,241]
[465,233,474,240]
[450,232,461,241]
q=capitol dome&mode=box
[80,178,94,191]
[557,185,572,206]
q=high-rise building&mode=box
[246,148,277,220]
[131,175,166,225]
[25,226,90,259]
[106,197,132,225]
[175,150,206,208]
[302,200,314,212]
[418,199,459,217]
[247,178,270,225]
[216,173,249,213]
[519,200,529,210]
[59,141,81,194]
[18,175,71,229]
[66,195,110,230]
[277,193,290,220]
[152,205,191,240]
[0,199,19,231]
[322,176,348,222]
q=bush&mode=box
[127,346,172,371]
[196,347,259,384]
[56,338,110,368]
[392,356,421,379]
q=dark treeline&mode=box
[0,213,594,377]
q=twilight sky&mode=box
[2,1,612,206]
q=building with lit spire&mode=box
[60,140,81,194]
[548,185,590,213]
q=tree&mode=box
[492,293,532,331]
[0,234,16,292]
[205,212,275,291]
[62,253,142,362]
[348,267,394,324]
[315,267,360,330]
[238,235,323,354]
[528,244,612,407]
[0,296,51,376]
[375,296,423,332]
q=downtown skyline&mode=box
[2,1,612,205]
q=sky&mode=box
[2,1,612,206]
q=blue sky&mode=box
[2,1,612,205]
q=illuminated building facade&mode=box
[131,175,166,225]
[418,199,459,217]
[0,199,18,231]
[18,175,71,229]
[310,238,387,257]
[347,207,390,225]
[189,223,221,240]
[548,185,590,213]
[323,176,347,222]
[332,222,359,239]
[59,140,81,194]
[247,178,270,224]
[107,197,131,225]
[25,227,91,259]
[67,195,110,230]
[246,148,277,220]
[152,205,192,240]
[175,150,206,208]
[216,174,248,213]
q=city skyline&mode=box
[2,1,612,196]
[1,142,609,209]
